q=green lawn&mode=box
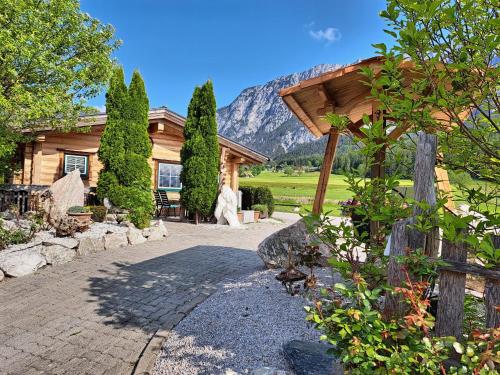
[240,171,498,215]
[240,171,413,215]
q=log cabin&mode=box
[10,107,268,200]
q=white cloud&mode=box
[94,105,106,113]
[309,27,342,44]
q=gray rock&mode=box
[127,227,147,245]
[104,232,128,250]
[143,220,168,241]
[1,219,18,231]
[0,269,4,282]
[105,213,117,223]
[257,219,328,269]
[77,236,105,255]
[283,340,342,375]
[6,240,42,252]
[42,236,79,249]
[41,245,76,265]
[0,245,46,277]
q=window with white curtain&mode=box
[64,154,88,178]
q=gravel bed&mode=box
[153,268,342,375]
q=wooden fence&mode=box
[0,185,49,214]
[384,133,499,337]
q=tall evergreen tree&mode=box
[97,66,127,200]
[180,81,220,223]
[97,68,153,228]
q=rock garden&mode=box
[0,170,168,281]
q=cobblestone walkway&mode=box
[0,215,296,375]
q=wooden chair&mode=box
[153,190,169,217]
[158,190,181,217]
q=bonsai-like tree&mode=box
[180,81,220,224]
[97,68,153,228]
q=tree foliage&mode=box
[0,0,119,177]
[367,0,499,182]
[97,68,153,228]
[180,81,220,222]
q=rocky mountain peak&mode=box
[216,64,341,157]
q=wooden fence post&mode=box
[435,238,468,338]
[485,235,500,328]
[384,218,413,319]
[409,132,439,258]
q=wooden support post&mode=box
[230,162,239,192]
[369,109,386,246]
[312,129,339,215]
[435,238,467,338]
[409,132,439,257]
[218,147,228,192]
[485,235,500,328]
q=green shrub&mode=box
[67,206,90,214]
[240,186,274,216]
[0,222,35,250]
[251,204,268,216]
[255,186,274,216]
[88,206,107,222]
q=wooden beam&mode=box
[347,120,367,140]
[282,94,323,138]
[388,122,412,141]
[31,141,43,185]
[435,165,455,210]
[312,129,340,214]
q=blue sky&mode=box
[81,0,391,115]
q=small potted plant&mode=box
[67,206,92,225]
[251,204,268,219]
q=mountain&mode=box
[216,64,341,158]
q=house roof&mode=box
[75,106,269,164]
[279,56,459,139]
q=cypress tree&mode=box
[97,66,127,201]
[180,81,220,223]
[97,68,153,228]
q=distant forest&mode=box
[271,134,417,179]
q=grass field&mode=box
[240,171,413,215]
[240,171,498,215]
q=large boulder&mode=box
[41,245,76,265]
[41,236,79,249]
[104,232,128,250]
[0,245,46,277]
[257,219,328,269]
[77,236,105,255]
[283,340,342,375]
[127,227,147,245]
[42,169,84,222]
[143,220,168,241]
[214,185,240,227]
[0,269,4,282]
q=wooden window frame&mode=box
[154,159,182,191]
[61,151,90,180]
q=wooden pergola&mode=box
[279,57,454,214]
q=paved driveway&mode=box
[0,214,297,375]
